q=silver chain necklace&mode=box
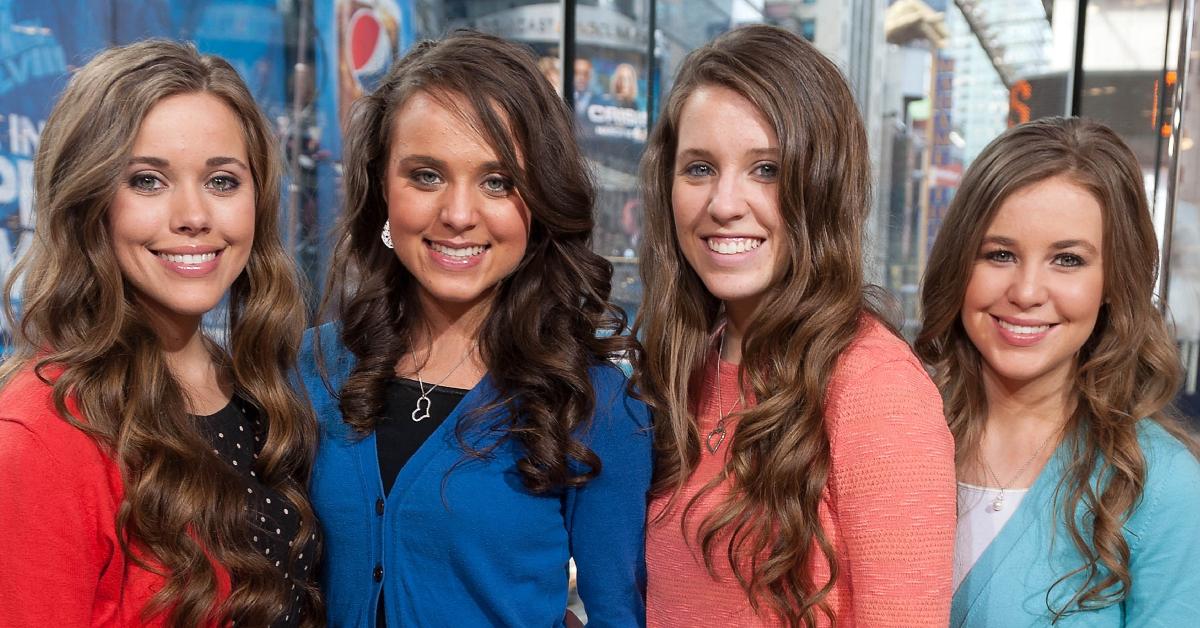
[705,331,740,454]
[980,426,1060,512]
[409,341,474,422]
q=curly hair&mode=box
[0,40,322,626]
[321,29,633,493]
[632,24,892,626]
[916,116,1199,619]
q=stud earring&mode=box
[381,220,393,249]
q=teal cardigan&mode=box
[299,324,653,627]
[952,420,1200,626]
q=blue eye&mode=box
[207,175,240,192]
[481,175,514,196]
[129,173,165,192]
[682,163,714,177]
[411,170,443,187]
[984,249,1015,263]
[1055,253,1085,267]
[753,162,779,180]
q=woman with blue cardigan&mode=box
[298,31,652,627]
[917,116,1200,626]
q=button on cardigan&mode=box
[299,323,653,627]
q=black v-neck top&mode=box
[195,398,318,627]
[375,378,468,496]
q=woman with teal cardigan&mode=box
[917,116,1200,626]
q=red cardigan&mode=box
[0,366,231,626]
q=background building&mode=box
[0,0,1197,420]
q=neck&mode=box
[144,307,226,415]
[401,295,489,388]
[981,363,1075,432]
[720,303,755,364]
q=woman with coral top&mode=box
[0,41,321,626]
[633,24,957,627]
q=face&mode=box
[961,175,1105,395]
[671,85,784,319]
[108,92,255,328]
[574,59,591,93]
[385,91,531,317]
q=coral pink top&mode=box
[646,319,955,627]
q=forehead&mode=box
[389,90,518,163]
[674,85,777,151]
[987,176,1104,247]
[133,92,248,157]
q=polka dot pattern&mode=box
[196,398,318,627]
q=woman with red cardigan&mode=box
[0,41,320,626]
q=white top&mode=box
[953,482,1029,592]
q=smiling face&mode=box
[671,85,784,319]
[385,91,531,319]
[962,175,1106,395]
[108,92,255,329]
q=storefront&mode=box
[0,0,1196,419]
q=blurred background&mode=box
[0,0,1197,422]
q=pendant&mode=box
[991,495,1004,512]
[411,395,432,422]
[706,424,726,454]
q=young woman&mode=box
[0,41,321,626]
[634,24,956,627]
[917,117,1200,626]
[298,31,652,627]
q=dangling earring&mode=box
[381,220,393,249]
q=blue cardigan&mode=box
[952,420,1200,626]
[299,324,652,627]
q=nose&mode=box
[1006,263,1049,310]
[706,173,747,224]
[440,183,479,232]
[170,183,211,236]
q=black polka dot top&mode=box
[196,397,318,627]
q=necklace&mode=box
[980,426,1060,512]
[705,331,740,454]
[409,341,474,423]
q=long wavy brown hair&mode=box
[321,30,632,493]
[632,24,890,625]
[0,40,322,626]
[916,116,1199,619]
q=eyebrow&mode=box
[207,156,249,170]
[397,154,508,174]
[981,234,1099,254]
[675,147,780,161]
[128,156,249,170]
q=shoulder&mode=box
[825,317,943,424]
[298,322,355,409]
[0,367,115,486]
[581,360,651,443]
[1132,420,1200,526]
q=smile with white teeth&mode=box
[429,241,487,258]
[996,318,1052,335]
[156,251,218,264]
[706,237,763,255]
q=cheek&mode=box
[1058,271,1105,322]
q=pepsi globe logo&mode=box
[347,8,393,86]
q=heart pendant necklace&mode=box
[706,330,739,454]
[410,339,474,423]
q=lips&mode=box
[424,239,488,269]
[992,315,1057,347]
[151,246,225,278]
[705,236,763,255]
